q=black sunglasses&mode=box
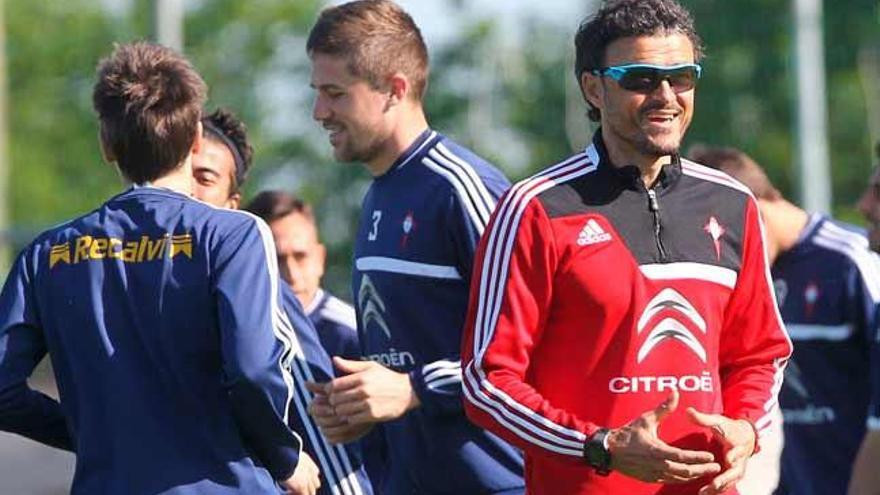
[591,63,702,94]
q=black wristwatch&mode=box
[583,428,612,476]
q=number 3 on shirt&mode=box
[369,210,382,241]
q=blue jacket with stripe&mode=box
[0,186,301,494]
[302,289,386,495]
[305,289,360,362]
[773,214,880,495]
[352,129,524,494]
[281,286,373,495]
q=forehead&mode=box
[310,52,358,87]
[271,212,319,244]
[194,139,235,178]
[603,33,696,67]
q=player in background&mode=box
[460,1,792,494]
[692,145,880,495]
[245,190,385,493]
[304,1,524,494]
[245,191,359,361]
[0,42,319,494]
[192,108,373,495]
[850,145,880,495]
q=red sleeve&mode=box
[461,190,599,464]
[719,197,792,438]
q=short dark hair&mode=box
[307,0,429,101]
[201,108,254,193]
[688,144,782,201]
[93,42,206,184]
[575,0,704,121]
[245,190,316,227]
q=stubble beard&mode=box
[633,130,682,158]
[632,101,689,158]
[333,125,385,165]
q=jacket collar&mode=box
[589,128,682,192]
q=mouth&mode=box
[323,123,345,146]
[643,110,680,126]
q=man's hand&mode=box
[608,389,721,483]
[686,407,756,495]
[280,452,321,495]
[321,357,420,424]
[306,381,374,444]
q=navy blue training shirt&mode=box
[773,214,880,495]
[0,185,302,494]
[352,129,524,494]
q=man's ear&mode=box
[226,192,241,210]
[581,72,604,109]
[386,72,409,108]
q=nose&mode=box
[651,79,677,102]
[313,94,330,122]
[279,256,301,287]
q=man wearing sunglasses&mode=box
[461,1,792,494]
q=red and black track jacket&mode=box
[461,131,792,495]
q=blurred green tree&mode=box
[4,0,879,293]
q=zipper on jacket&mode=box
[646,188,668,262]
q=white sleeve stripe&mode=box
[473,154,592,356]
[472,152,591,353]
[423,359,462,383]
[434,143,498,210]
[288,360,343,494]
[463,365,585,455]
[818,221,869,246]
[477,160,597,359]
[243,210,296,426]
[463,152,596,451]
[465,365,586,446]
[424,368,461,382]
[755,358,787,435]
[813,235,880,301]
[290,362,365,495]
[423,359,461,373]
[424,368,462,383]
[462,379,582,456]
[426,375,463,391]
[287,345,365,495]
[749,198,793,430]
[813,224,880,302]
[422,155,491,233]
[276,309,365,495]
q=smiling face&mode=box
[310,53,392,166]
[191,138,239,209]
[583,33,696,167]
